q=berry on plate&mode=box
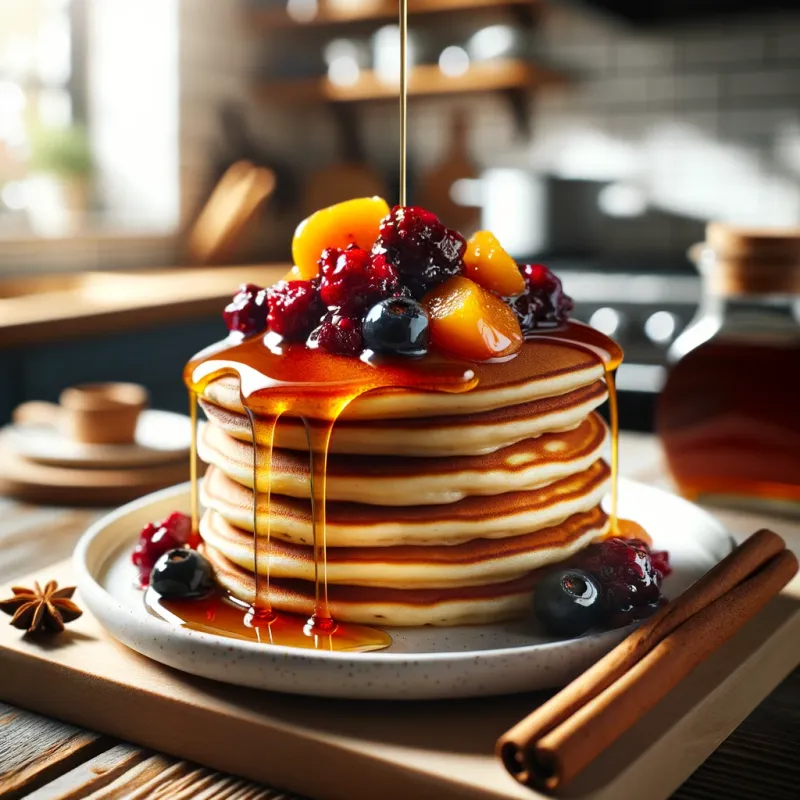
[534,569,603,637]
[575,537,670,628]
[150,549,215,599]
[132,512,193,588]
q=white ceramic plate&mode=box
[4,410,192,468]
[74,480,733,700]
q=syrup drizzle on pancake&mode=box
[182,335,476,650]
[170,320,624,650]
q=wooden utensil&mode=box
[302,105,388,213]
[187,160,276,265]
[417,108,480,234]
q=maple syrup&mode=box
[150,0,629,647]
[658,224,800,513]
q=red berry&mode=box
[511,264,573,332]
[266,279,323,339]
[373,206,465,298]
[308,311,363,356]
[318,245,401,314]
[573,537,667,628]
[222,283,268,336]
[131,511,193,587]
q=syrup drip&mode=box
[188,391,201,550]
[524,320,624,533]
[174,334,477,651]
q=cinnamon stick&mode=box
[497,529,797,792]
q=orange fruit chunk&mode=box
[291,197,390,280]
[423,276,523,361]
[463,231,525,296]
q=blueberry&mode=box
[150,549,215,599]
[533,569,602,637]
[362,297,430,356]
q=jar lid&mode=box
[701,222,800,295]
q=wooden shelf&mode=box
[249,0,537,29]
[254,59,565,104]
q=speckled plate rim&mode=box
[73,480,734,699]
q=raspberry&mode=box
[373,206,465,299]
[308,311,363,356]
[266,279,323,340]
[573,537,669,628]
[222,283,268,336]
[318,245,401,314]
[511,264,573,332]
[131,511,193,588]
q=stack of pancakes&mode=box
[196,342,612,626]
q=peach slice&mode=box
[463,231,525,297]
[423,276,523,361]
[291,196,390,280]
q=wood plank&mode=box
[23,743,149,800]
[0,702,111,799]
[23,747,304,800]
[0,559,798,800]
[249,0,536,29]
[254,61,567,105]
[0,265,288,348]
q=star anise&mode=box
[0,581,82,634]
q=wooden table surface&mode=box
[1,434,798,799]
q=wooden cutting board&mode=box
[1,560,798,800]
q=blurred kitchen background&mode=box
[1,0,799,431]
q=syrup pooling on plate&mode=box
[182,332,477,651]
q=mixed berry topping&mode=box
[308,310,364,356]
[373,205,466,299]
[222,283,268,337]
[511,264,574,333]
[363,297,430,357]
[318,245,402,314]
[534,537,671,636]
[221,197,574,360]
[266,278,323,340]
[131,511,194,588]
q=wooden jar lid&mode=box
[702,223,800,296]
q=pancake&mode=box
[199,380,607,457]
[198,412,608,505]
[200,506,609,589]
[197,339,605,421]
[200,459,611,547]
[205,544,543,626]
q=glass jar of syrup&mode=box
[657,223,800,514]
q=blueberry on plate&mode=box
[533,569,602,637]
[150,549,215,599]
[362,297,430,356]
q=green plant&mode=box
[29,125,93,178]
